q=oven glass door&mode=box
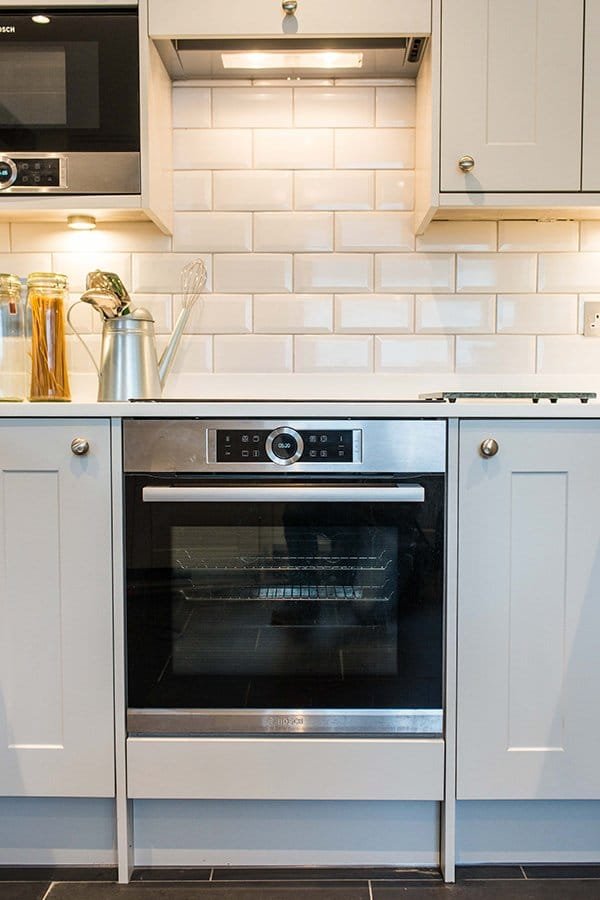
[125,476,444,736]
[0,9,139,151]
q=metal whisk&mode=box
[158,258,208,383]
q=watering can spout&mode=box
[158,305,194,389]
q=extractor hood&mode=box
[155,36,428,80]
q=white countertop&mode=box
[2,398,600,418]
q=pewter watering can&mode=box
[68,261,207,401]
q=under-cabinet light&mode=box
[221,51,363,70]
[67,215,96,231]
[32,15,51,24]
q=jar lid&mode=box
[27,272,68,289]
[0,273,22,294]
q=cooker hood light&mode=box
[221,50,363,70]
[67,215,96,231]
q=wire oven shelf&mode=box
[174,552,394,573]
[181,584,392,603]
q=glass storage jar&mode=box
[27,272,71,402]
[0,273,26,401]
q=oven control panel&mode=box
[0,155,66,191]
[216,427,357,465]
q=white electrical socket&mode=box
[584,302,600,337]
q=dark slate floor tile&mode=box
[372,880,600,899]
[523,865,600,880]
[0,869,116,883]
[0,885,50,900]
[212,867,441,882]
[132,869,212,882]
[47,881,371,899]
[457,866,525,880]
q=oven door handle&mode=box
[141,485,425,503]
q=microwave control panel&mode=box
[215,427,359,466]
[0,155,66,191]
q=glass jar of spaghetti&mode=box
[27,272,71,402]
[0,273,26,401]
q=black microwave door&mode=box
[0,10,139,151]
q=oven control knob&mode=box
[0,156,17,190]
[266,427,304,465]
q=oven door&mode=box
[0,9,139,153]
[125,475,444,737]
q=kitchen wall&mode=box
[5,79,600,399]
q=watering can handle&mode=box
[67,301,100,377]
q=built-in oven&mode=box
[0,7,139,194]
[124,419,446,737]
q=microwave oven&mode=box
[0,7,140,195]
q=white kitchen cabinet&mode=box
[440,0,583,192]
[457,420,600,800]
[148,0,430,39]
[0,419,115,798]
[583,0,600,190]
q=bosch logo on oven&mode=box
[0,26,16,33]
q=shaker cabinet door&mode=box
[457,420,600,799]
[583,0,600,190]
[441,0,583,192]
[0,419,114,797]
[148,0,430,38]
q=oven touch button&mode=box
[266,427,304,466]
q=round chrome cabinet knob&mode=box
[458,155,475,173]
[71,437,90,456]
[266,427,304,465]
[0,156,17,190]
[282,0,298,13]
[479,438,499,458]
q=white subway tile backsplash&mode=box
[172,87,211,128]
[375,253,455,293]
[295,335,373,373]
[174,294,252,334]
[174,130,252,170]
[173,212,252,253]
[169,335,213,374]
[0,225,9,252]
[457,253,537,293]
[415,294,495,334]
[132,253,212,293]
[375,335,454,372]
[213,171,292,211]
[212,87,293,128]
[214,254,292,293]
[498,220,579,252]
[335,294,413,333]
[214,335,293,372]
[537,335,600,374]
[128,294,173,335]
[375,171,415,210]
[295,254,373,293]
[173,172,212,211]
[52,252,131,293]
[497,294,578,334]
[254,295,333,333]
[254,129,334,169]
[254,213,333,252]
[335,212,414,252]
[0,253,49,281]
[335,129,414,169]
[417,221,497,252]
[294,87,374,127]
[539,252,600,292]
[456,335,535,373]
[375,87,416,127]
[580,221,600,251]
[67,334,101,373]
[294,171,374,210]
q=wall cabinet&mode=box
[583,0,600,190]
[148,0,430,39]
[457,420,600,800]
[0,419,115,798]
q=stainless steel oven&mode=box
[0,7,139,195]
[124,419,446,737]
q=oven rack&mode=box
[174,553,394,573]
[181,584,392,603]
